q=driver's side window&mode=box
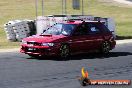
[73,24,87,35]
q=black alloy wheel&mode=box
[101,41,110,54]
[60,44,70,59]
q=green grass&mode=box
[0,0,132,49]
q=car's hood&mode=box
[23,34,66,43]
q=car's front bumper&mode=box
[20,44,60,56]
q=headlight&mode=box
[22,40,27,44]
[42,43,54,46]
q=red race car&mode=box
[20,20,116,58]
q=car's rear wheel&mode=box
[60,44,70,59]
[100,41,110,54]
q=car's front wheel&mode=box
[100,41,110,54]
[60,44,70,59]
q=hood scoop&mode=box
[39,34,52,37]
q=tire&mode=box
[100,41,110,54]
[60,44,70,59]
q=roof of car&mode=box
[62,20,105,25]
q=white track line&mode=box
[0,48,19,53]
[113,0,132,5]
[116,39,132,44]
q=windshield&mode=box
[43,23,76,35]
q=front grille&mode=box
[27,41,41,46]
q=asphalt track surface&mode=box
[0,43,132,88]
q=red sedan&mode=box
[20,20,116,58]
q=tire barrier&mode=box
[4,20,36,42]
